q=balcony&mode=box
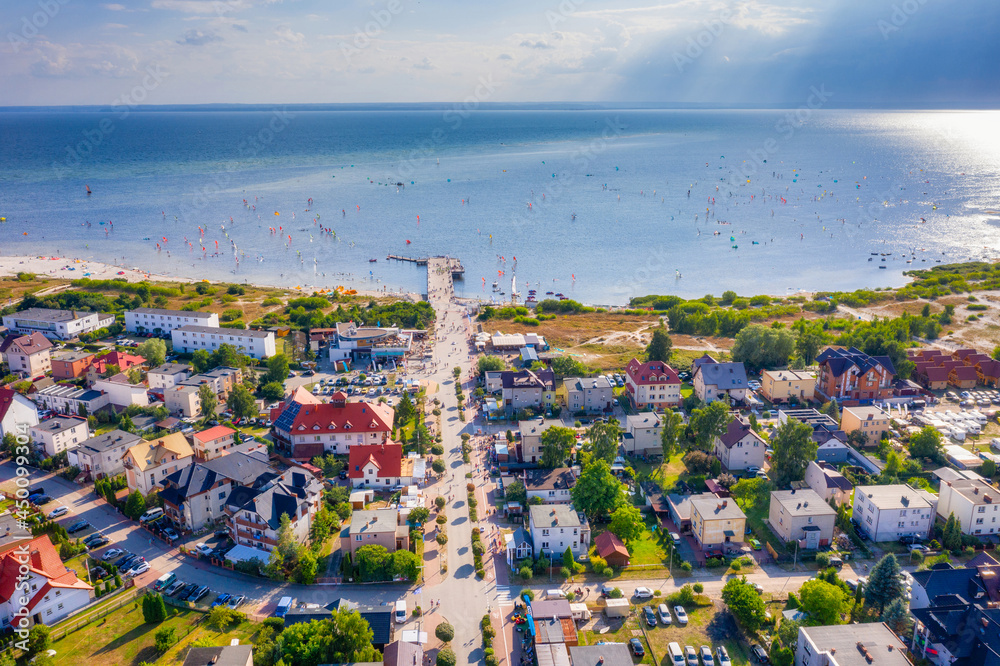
[235,527,277,546]
[234,516,268,530]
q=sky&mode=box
[1,0,998,106]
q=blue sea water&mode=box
[1,107,999,304]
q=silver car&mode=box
[685,646,698,666]
[700,646,714,666]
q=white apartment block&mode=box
[29,416,91,457]
[171,325,276,359]
[937,478,1000,536]
[125,308,220,334]
[851,484,936,542]
[147,363,193,390]
[33,384,110,415]
[2,308,114,340]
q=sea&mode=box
[1,106,999,305]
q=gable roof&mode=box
[0,535,92,609]
[0,387,34,423]
[594,530,629,560]
[291,401,392,434]
[226,468,321,530]
[816,346,896,378]
[693,359,748,390]
[383,640,423,666]
[124,432,194,471]
[524,467,576,491]
[348,443,403,479]
[924,366,950,381]
[717,417,764,449]
[951,365,979,381]
[78,429,142,455]
[1,332,52,355]
[501,369,555,391]
[625,358,680,385]
[193,425,236,443]
[200,452,276,486]
[182,645,253,666]
[160,464,224,504]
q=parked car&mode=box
[674,606,689,625]
[162,527,179,540]
[195,543,213,556]
[165,580,185,596]
[47,507,69,519]
[670,532,682,546]
[102,548,125,561]
[174,583,196,598]
[85,536,109,549]
[214,529,230,539]
[67,520,90,534]
[127,561,150,576]
[31,495,53,505]
[685,645,698,666]
[190,585,210,602]
[643,606,657,627]
[716,647,732,666]
[633,587,654,599]
[700,646,714,666]
[227,595,245,609]
[751,645,769,664]
[657,604,672,625]
[629,638,645,658]
[212,593,232,608]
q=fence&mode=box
[48,585,139,642]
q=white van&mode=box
[544,589,567,600]
[140,507,164,523]
[394,600,407,624]
[667,642,685,666]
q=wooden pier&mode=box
[387,254,464,277]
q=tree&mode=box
[682,450,714,475]
[208,605,246,631]
[982,458,998,478]
[608,503,644,543]
[136,338,167,367]
[864,554,902,613]
[660,409,684,460]
[390,549,420,581]
[394,391,415,427]
[226,384,257,420]
[794,323,826,366]
[819,400,840,422]
[437,648,457,666]
[942,512,962,552]
[279,609,381,666]
[155,626,175,653]
[731,324,795,371]
[769,420,817,487]
[588,422,620,465]
[25,624,51,657]
[265,354,290,385]
[721,577,767,632]
[355,544,392,581]
[293,549,318,584]
[198,383,218,419]
[646,324,673,363]
[477,355,505,375]
[505,481,527,506]
[909,426,944,460]
[716,473,737,489]
[550,356,586,378]
[435,621,455,642]
[261,381,285,401]
[881,597,910,633]
[310,505,335,544]
[276,513,298,563]
[124,489,146,520]
[431,459,446,475]
[571,460,625,520]
[540,426,575,468]
[799,579,852,626]
[689,401,729,450]
[142,592,168,622]
[191,349,212,373]
[407,507,430,525]
[562,546,575,571]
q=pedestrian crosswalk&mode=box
[495,585,513,603]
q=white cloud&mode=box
[104,23,129,29]
[101,3,127,10]
[274,26,305,43]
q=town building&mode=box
[768,489,836,549]
[840,405,891,444]
[49,350,95,380]
[171,325,276,359]
[147,362,193,390]
[500,369,557,416]
[282,598,395,651]
[760,369,816,404]
[68,429,141,480]
[225,468,323,552]
[285,394,393,460]
[191,425,237,460]
[689,496,746,550]
[178,366,242,399]
[815,346,895,402]
[936,478,1000,536]
[524,467,577,505]
[347,443,417,489]
[624,358,681,410]
[164,384,203,418]
[779,408,850,464]
[691,355,748,404]
[124,308,219,335]
[795,624,910,666]
[327,322,413,363]
[88,351,146,378]
[528,504,590,558]
[569,644,632,666]
[160,454,274,531]
[33,384,109,416]
[348,508,410,555]
[622,412,663,457]
[29,415,90,457]
[0,535,93,628]
[593,531,629,568]
[2,308,114,340]
[182,645,253,666]
[123,432,196,497]
[0,387,39,440]
[803,461,854,506]
[563,376,613,413]
[518,417,564,464]
[712,416,766,472]
[851,484,936,542]
[0,332,52,378]
[92,374,150,408]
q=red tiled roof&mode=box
[625,357,680,385]
[951,366,978,381]
[924,366,950,382]
[0,388,18,423]
[193,425,235,442]
[347,442,403,479]
[291,402,392,434]
[0,536,92,609]
[594,531,629,559]
[1,332,52,356]
[978,360,1000,379]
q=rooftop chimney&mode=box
[722,500,728,508]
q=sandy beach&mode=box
[0,254,186,284]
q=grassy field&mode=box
[580,613,654,665]
[49,601,258,666]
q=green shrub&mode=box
[815,552,830,568]
[435,622,455,642]
[693,583,704,593]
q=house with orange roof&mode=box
[285,393,392,460]
[123,432,195,496]
[0,535,93,627]
[347,442,416,489]
[191,425,237,461]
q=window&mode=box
[219,491,226,500]
[979,507,986,513]
[355,535,362,541]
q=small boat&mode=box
[369,259,377,263]
[86,185,92,195]
[878,265,887,269]
[545,291,554,295]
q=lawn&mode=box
[50,601,259,666]
[580,613,654,665]
[642,603,753,666]
[626,518,669,566]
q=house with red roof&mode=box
[89,350,146,377]
[191,425,237,461]
[347,443,417,489]
[976,359,1000,387]
[0,535,93,628]
[285,393,393,460]
[594,530,630,568]
[949,365,979,389]
[624,358,681,410]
